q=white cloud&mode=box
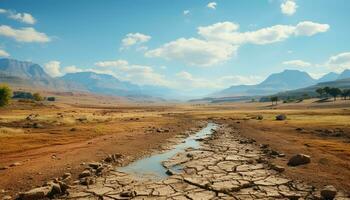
[95,60,129,67]
[0,49,10,57]
[94,59,170,86]
[294,21,330,36]
[8,12,36,25]
[0,9,36,24]
[145,38,238,67]
[44,61,62,77]
[183,10,190,15]
[146,21,329,67]
[198,21,329,45]
[281,0,297,16]
[283,60,312,67]
[326,52,350,72]
[207,2,217,9]
[175,71,262,89]
[0,25,50,43]
[62,65,83,74]
[121,33,151,49]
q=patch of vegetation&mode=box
[0,84,12,107]
[33,92,44,101]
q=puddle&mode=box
[118,123,217,179]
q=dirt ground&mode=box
[0,96,349,198]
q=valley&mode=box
[0,95,349,199]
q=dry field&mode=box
[0,95,349,198]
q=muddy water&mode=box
[118,123,217,179]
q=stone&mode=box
[2,195,11,200]
[88,162,102,169]
[79,170,91,178]
[276,114,287,121]
[287,154,311,166]
[321,185,337,200]
[9,162,21,167]
[0,166,8,170]
[269,163,285,172]
[18,186,52,200]
[255,115,264,120]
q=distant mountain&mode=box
[337,69,350,80]
[214,70,316,97]
[0,58,74,90]
[273,78,350,99]
[0,58,176,100]
[61,72,142,96]
[317,72,339,83]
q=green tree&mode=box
[328,88,342,101]
[342,89,350,100]
[316,88,325,98]
[0,84,12,107]
[270,96,278,105]
[33,92,43,101]
[323,87,331,97]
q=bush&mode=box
[0,84,12,107]
[13,91,34,99]
[33,93,43,101]
[47,97,56,101]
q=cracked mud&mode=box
[60,123,349,200]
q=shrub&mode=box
[33,93,43,101]
[0,84,12,107]
[13,91,34,99]
[47,97,56,101]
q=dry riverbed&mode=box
[16,122,349,200]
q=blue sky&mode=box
[0,0,350,96]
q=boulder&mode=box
[18,186,52,200]
[287,154,311,166]
[79,170,91,178]
[88,162,102,169]
[255,115,264,120]
[276,114,287,121]
[321,185,337,200]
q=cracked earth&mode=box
[59,123,349,200]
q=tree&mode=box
[0,84,12,107]
[33,92,43,101]
[270,96,278,105]
[342,89,350,100]
[328,88,342,101]
[323,87,331,97]
[316,88,325,98]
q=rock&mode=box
[276,114,287,121]
[62,172,71,180]
[287,154,311,166]
[79,177,95,185]
[0,166,8,170]
[47,182,61,197]
[120,190,135,197]
[255,115,264,120]
[270,163,285,172]
[79,170,91,178]
[2,195,11,200]
[321,185,337,200]
[18,186,52,200]
[9,162,21,167]
[70,128,77,131]
[88,162,102,169]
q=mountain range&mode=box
[1,58,350,100]
[213,69,350,97]
[0,58,177,99]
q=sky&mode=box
[0,0,350,96]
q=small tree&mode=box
[33,92,43,101]
[342,89,350,100]
[0,84,12,107]
[328,88,342,101]
[316,88,325,98]
[270,96,278,105]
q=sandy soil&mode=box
[0,97,349,198]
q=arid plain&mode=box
[0,91,349,199]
